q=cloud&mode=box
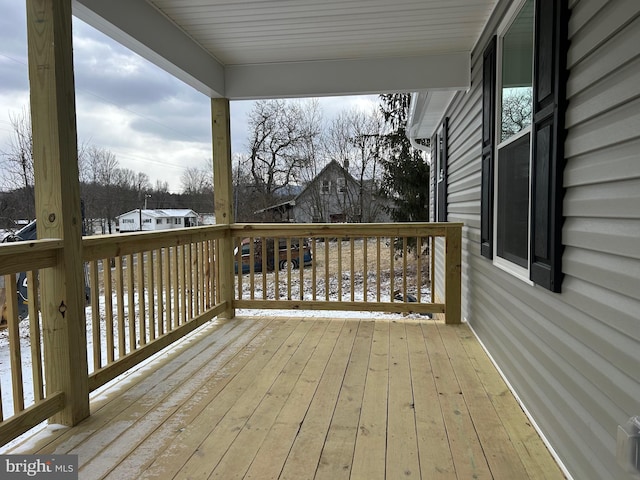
[0,1,382,195]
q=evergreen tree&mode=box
[379,93,430,222]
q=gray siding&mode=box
[434,0,640,479]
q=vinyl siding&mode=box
[432,0,640,479]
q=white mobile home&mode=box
[116,209,199,232]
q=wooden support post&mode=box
[26,0,89,424]
[212,98,235,318]
[444,224,462,325]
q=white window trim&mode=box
[492,0,535,285]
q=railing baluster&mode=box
[164,247,172,332]
[103,258,114,364]
[417,237,423,303]
[179,245,187,326]
[214,238,220,305]
[157,248,165,336]
[127,254,136,352]
[376,237,381,302]
[274,237,280,301]
[337,238,342,301]
[324,237,330,301]
[261,237,267,300]
[312,238,317,301]
[184,243,198,320]
[403,236,408,303]
[137,252,146,347]
[431,236,436,301]
[172,246,179,328]
[350,238,355,302]
[249,237,255,300]
[148,250,156,341]
[191,244,198,317]
[115,256,126,358]
[286,238,292,300]
[198,242,205,314]
[90,260,101,370]
[204,241,211,309]
[27,271,44,401]
[182,245,188,320]
[389,237,395,303]
[236,237,243,301]
[298,237,304,301]
[363,237,368,302]
[6,273,25,413]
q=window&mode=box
[336,177,347,194]
[321,180,330,195]
[481,0,568,292]
[495,0,534,275]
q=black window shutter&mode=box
[481,36,496,258]
[437,117,449,222]
[431,132,438,222]
[530,0,568,292]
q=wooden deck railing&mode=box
[230,223,462,319]
[0,239,65,445]
[0,221,461,446]
[82,225,227,391]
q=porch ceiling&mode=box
[72,0,497,99]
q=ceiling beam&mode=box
[225,52,470,100]
[73,0,225,97]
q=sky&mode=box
[0,0,378,194]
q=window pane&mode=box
[497,132,530,267]
[501,0,534,142]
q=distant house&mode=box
[261,160,390,223]
[116,209,199,232]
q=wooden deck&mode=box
[5,316,564,479]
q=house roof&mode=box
[256,160,358,213]
[72,0,497,99]
[117,208,198,219]
[295,160,359,200]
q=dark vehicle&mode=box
[234,238,312,274]
[1,219,90,325]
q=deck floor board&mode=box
[5,316,565,480]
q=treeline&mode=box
[0,182,213,235]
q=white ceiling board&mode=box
[225,53,470,100]
[73,0,497,99]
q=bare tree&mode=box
[246,99,318,212]
[501,87,533,141]
[80,146,125,233]
[0,109,35,220]
[180,161,213,195]
[309,107,385,222]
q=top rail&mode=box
[83,224,228,261]
[0,239,63,276]
[231,222,460,238]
